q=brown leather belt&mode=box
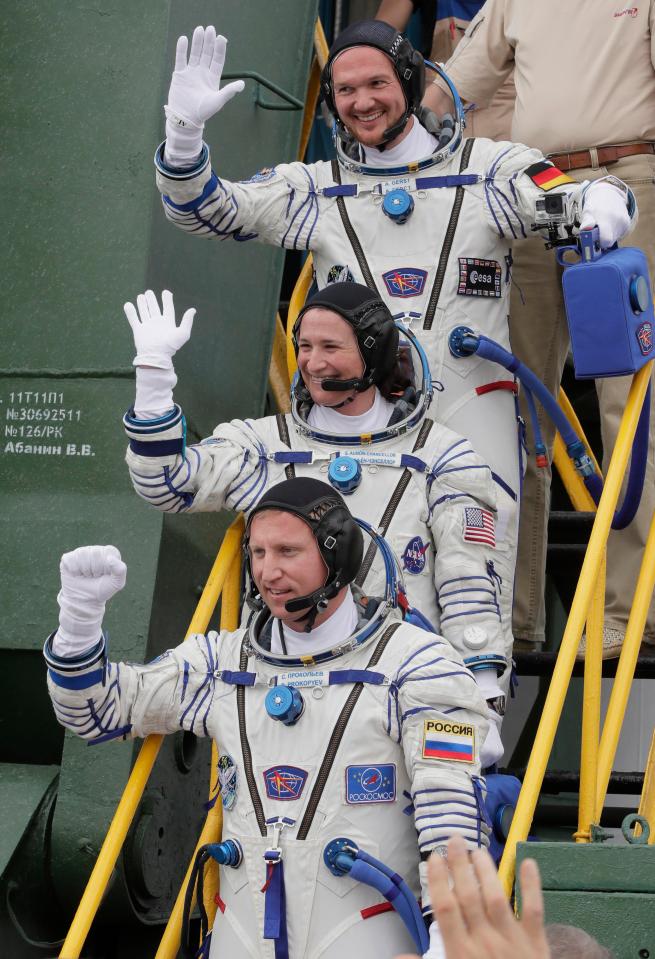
[547,142,655,171]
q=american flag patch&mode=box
[463,507,496,547]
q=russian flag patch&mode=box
[422,719,475,764]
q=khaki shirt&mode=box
[432,11,515,140]
[444,0,655,154]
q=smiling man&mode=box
[44,477,491,959]
[153,20,636,686]
[122,282,509,760]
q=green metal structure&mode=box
[517,840,655,958]
[0,1,317,954]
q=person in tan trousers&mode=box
[426,0,655,659]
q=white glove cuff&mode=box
[473,666,504,699]
[134,366,177,419]
[164,107,204,168]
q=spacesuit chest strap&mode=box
[296,622,401,840]
[330,158,379,294]
[355,418,435,588]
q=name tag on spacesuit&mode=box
[422,720,475,764]
[379,176,412,195]
[339,449,403,468]
[274,669,328,688]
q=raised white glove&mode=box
[164,25,245,166]
[579,181,631,249]
[54,546,127,658]
[124,289,195,371]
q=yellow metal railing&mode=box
[499,361,653,894]
[268,20,329,411]
[59,514,244,959]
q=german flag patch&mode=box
[525,160,574,192]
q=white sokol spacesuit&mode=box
[123,284,509,726]
[45,480,491,959]
[154,20,636,669]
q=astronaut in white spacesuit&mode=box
[45,477,491,959]
[123,281,508,753]
[154,19,636,671]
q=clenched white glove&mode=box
[579,181,631,249]
[54,546,127,658]
[164,25,245,167]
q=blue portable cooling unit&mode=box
[558,229,654,379]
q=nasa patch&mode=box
[327,264,355,284]
[458,258,501,298]
[402,536,429,574]
[346,764,396,804]
[263,765,308,801]
[242,166,276,183]
[637,321,653,356]
[382,268,427,298]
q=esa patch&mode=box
[402,536,429,574]
[422,720,475,763]
[346,764,396,804]
[382,267,427,298]
[242,166,276,183]
[463,507,496,547]
[524,160,574,192]
[458,258,501,298]
[327,264,355,284]
[263,765,308,801]
[637,321,653,356]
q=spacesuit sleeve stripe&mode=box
[87,724,133,744]
[48,668,104,690]
[396,655,446,687]
[162,173,220,212]
[429,492,469,508]
[129,438,185,457]
[394,640,444,676]
[407,668,477,686]
[440,608,500,625]
[491,471,517,501]
[440,598,499,610]
[413,786,476,800]
[438,465,490,478]
[439,587,496,600]
[440,575,490,588]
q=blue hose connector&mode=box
[328,456,362,494]
[382,189,414,224]
[265,685,305,726]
